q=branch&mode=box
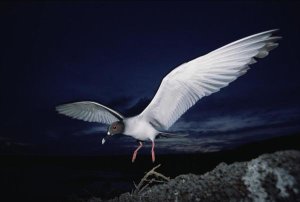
[133,164,170,195]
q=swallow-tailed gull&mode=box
[56,29,281,162]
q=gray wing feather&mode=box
[56,101,124,124]
[141,29,281,130]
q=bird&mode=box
[56,29,281,163]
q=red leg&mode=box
[151,141,155,162]
[132,141,143,163]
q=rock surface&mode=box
[90,150,300,202]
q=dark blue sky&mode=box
[0,2,300,155]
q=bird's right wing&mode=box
[141,29,281,130]
[56,101,124,124]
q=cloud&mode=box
[144,106,300,153]
[171,107,300,134]
[154,136,229,153]
[79,105,300,154]
[0,136,11,141]
[72,125,108,136]
[124,97,151,117]
[0,136,34,154]
[41,102,300,155]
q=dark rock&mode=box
[91,150,300,202]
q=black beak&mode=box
[102,131,111,144]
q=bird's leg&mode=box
[132,141,143,163]
[151,141,155,162]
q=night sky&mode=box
[1,1,300,156]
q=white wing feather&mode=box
[141,29,281,130]
[56,101,124,124]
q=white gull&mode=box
[56,29,281,162]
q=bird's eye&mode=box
[113,126,117,130]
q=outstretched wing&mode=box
[56,101,124,124]
[141,29,281,130]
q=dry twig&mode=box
[132,164,170,195]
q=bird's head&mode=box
[102,121,125,144]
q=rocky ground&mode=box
[89,150,300,202]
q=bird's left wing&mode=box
[140,29,281,130]
[56,101,124,124]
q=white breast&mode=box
[123,116,158,141]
